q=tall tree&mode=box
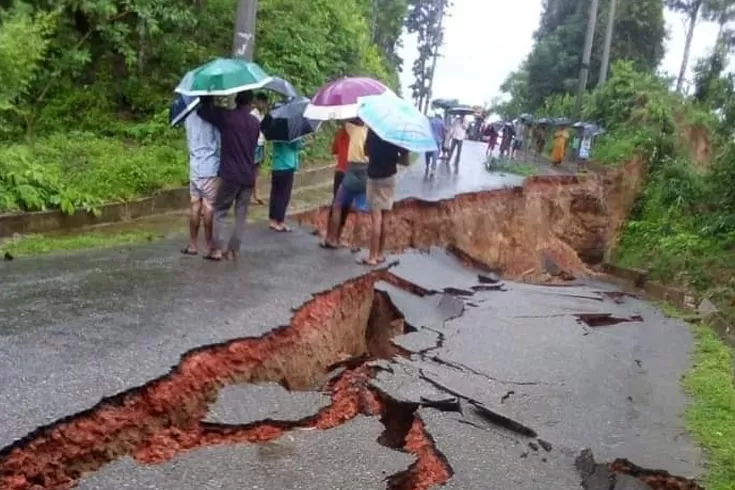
[405,0,449,110]
[508,0,665,112]
[667,0,704,93]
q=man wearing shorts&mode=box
[182,98,220,255]
[321,120,369,249]
[512,119,525,160]
[361,129,408,266]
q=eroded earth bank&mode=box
[0,162,706,490]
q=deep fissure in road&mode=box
[0,173,706,490]
[0,270,452,490]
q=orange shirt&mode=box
[331,127,350,172]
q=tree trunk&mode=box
[676,6,701,93]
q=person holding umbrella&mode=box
[426,113,445,177]
[180,96,221,256]
[260,96,319,232]
[197,91,261,261]
[355,93,436,265]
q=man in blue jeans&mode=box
[425,113,445,177]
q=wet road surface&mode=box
[0,143,702,489]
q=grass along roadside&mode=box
[0,184,333,257]
[682,324,735,490]
[659,302,735,490]
[484,158,540,177]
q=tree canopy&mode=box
[496,0,666,114]
[0,0,407,141]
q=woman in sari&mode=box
[551,126,570,166]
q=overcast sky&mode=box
[398,0,722,106]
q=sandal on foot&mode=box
[319,241,339,250]
[357,257,380,266]
[180,248,198,256]
[203,254,222,261]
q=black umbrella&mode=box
[169,93,200,127]
[261,96,320,142]
[447,105,475,115]
[263,76,298,99]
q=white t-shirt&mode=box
[450,119,467,141]
[514,122,525,142]
[251,107,266,146]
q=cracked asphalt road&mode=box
[0,143,702,489]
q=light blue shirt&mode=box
[185,111,221,179]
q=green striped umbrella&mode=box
[175,58,272,96]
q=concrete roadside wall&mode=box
[0,165,334,238]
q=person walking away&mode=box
[197,91,260,261]
[499,123,514,160]
[551,125,570,166]
[426,113,445,177]
[360,129,408,266]
[181,97,220,256]
[511,119,525,160]
[485,124,499,157]
[321,119,369,249]
[577,130,592,173]
[269,138,305,232]
[447,116,468,171]
[534,124,547,162]
[327,123,351,237]
[250,93,269,205]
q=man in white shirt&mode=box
[447,116,468,171]
[250,93,269,205]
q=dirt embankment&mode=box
[295,164,646,282]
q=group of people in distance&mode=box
[320,119,410,266]
[181,90,306,261]
[482,118,593,171]
[423,112,470,177]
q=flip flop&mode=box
[203,254,222,261]
[251,198,265,205]
[319,241,339,250]
[270,225,293,233]
[357,257,380,266]
[180,248,198,256]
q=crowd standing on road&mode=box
[181,65,580,267]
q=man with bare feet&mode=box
[320,119,369,250]
[359,129,408,266]
[198,91,260,261]
[181,96,220,256]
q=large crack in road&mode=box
[0,173,706,490]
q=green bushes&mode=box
[0,132,187,214]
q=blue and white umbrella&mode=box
[356,93,436,153]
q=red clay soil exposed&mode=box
[611,459,704,490]
[0,270,451,490]
[294,172,646,282]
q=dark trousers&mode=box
[214,180,252,252]
[449,138,463,167]
[269,170,295,223]
[330,170,350,231]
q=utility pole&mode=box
[423,0,445,114]
[575,0,599,115]
[598,0,617,86]
[232,0,258,60]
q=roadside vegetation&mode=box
[0,0,417,215]
[496,1,735,485]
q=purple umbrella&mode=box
[303,76,391,121]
